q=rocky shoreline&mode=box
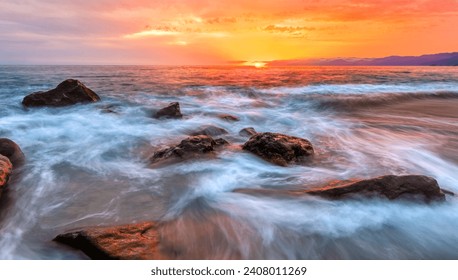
[3,79,455,259]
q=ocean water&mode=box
[0,65,458,259]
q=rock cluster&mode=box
[54,174,449,259]
[13,79,454,260]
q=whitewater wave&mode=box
[1,66,458,259]
[262,82,458,95]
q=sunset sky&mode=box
[1,0,458,65]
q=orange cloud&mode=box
[1,0,458,64]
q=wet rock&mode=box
[54,222,171,259]
[189,125,228,137]
[305,175,446,202]
[242,132,314,166]
[214,138,229,146]
[0,155,13,197]
[236,175,447,203]
[217,114,239,122]
[149,135,221,166]
[54,209,246,259]
[154,102,182,119]
[239,127,257,137]
[0,138,25,168]
[22,79,100,107]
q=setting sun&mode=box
[1,0,458,65]
[243,61,267,68]
[253,62,266,68]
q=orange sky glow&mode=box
[1,0,458,65]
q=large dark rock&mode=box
[236,175,447,203]
[154,102,182,119]
[0,155,13,198]
[239,127,257,137]
[189,125,228,137]
[242,132,314,166]
[22,79,100,107]
[54,222,170,260]
[0,138,25,168]
[149,135,226,166]
[305,175,446,202]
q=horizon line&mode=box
[2,51,458,67]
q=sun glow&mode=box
[124,30,181,38]
[243,61,267,68]
[253,62,266,68]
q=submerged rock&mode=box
[306,175,446,202]
[239,127,257,137]
[242,132,314,166]
[217,114,239,122]
[149,135,226,166]
[0,155,13,198]
[0,138,25,168]
[189,125,228,137]
[22,79,100,107]
[54,222,169,259]
[154,102,182,119]
[97,104,120,114]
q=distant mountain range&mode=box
[267,52,458,66]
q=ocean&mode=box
[0,65,458,259]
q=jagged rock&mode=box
[149,135,226,166]
[22,79,100,107]
[242,132,314,166]
[239,127,257,137]
[217,114,239,122]
[154,102,182,119]
[189,125,228,137]
[0,138,25,168]
[54,222,170,259]
[0,155,13,198]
